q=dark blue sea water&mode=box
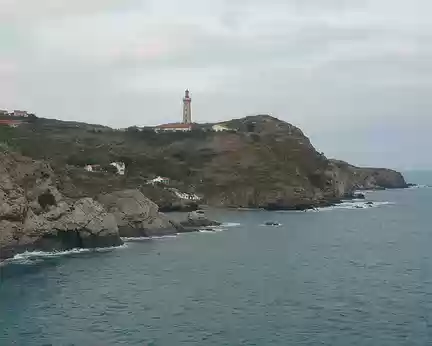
[1,182,432,345]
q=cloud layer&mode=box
[1,0,431,169]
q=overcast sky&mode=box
[1,0,431,170]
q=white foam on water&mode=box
[3,244,128,266]
[121,235,177,242]
[318,201,393,211]
[408,184,430,189]
[0,259,11,267]
[121,237,152,242]
[221,222,242,227]
[199,228,226,233]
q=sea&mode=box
[1,172,431,346]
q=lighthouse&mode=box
[182,89,192,124]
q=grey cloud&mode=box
[1,0,432,169]
[0,0,141,21]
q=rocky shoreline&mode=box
[0,151,221,260]
[0,149,408,260]
[1,115,410,260]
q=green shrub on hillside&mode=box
[0,142,11,152]
[0,127,19,153]
[66,154,99,167]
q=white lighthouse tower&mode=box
[182,89,192,124]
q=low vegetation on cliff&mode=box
[0,115,409,259]
[0,115,407,211]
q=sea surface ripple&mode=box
[1,187,432,345]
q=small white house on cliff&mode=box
[212,124,230,132]
[12,110,28,117]
[173,190,201,201]
[155,123,192,132]
[110,162,126,175]
[84,164,100,172]
[147,176,170,185]
[84,162,126,175]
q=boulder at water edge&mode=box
[97,189,181,237]
[0,151,122,260]
[178,210,222,232]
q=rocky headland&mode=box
[0,114,408,259]
[0,152,197,260]
[97,189,202,237]
[0,151,122,260]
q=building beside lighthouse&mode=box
[155,89,193,132]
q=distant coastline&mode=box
[402,171,432,186]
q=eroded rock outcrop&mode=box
[97,189,185,237]
[179,211,221,230]
[329,160,408,192]
[2,115,409,213]
[0,151,122,260]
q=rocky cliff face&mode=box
[97,189,183,237]
[329,160,407,191]
[2,114,408,213]
[193,116,408,209]
[0,151,122,260]
[97,190,220,235]
[193,116,331,209]
[195,116,407,209]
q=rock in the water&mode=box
[55,198,121,248]
[179,210,221,230]
[98,189,180,237]
[264,221,281,226]
[352,193,366,200]
[0,151,122,260]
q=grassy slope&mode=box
[1,115,404,209]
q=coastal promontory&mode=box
[0,114,408,258]
[0,114,407,212]
[0,150,122,260]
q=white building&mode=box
[212,124,230,132]
[12,110,28,117]
[154,90,194,133]
[84,163,125,175]
[147,176,170,185]
[110,162,126,175]
[84,164,104,172]
[155,123,192,132]
[84,165,94,172]
[173,190,201,201]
